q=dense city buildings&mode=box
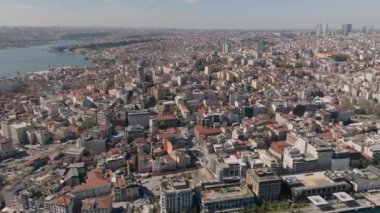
[0,21,380,213]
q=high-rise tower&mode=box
[223,41,230,54]
[323,23,328,37]
[342,24,352,36]
[137,61,145,82]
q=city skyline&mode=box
[2,1,380,213]
[0,0,378,29]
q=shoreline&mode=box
[0,40,93,78]
[0,40,54,50]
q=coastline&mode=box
[0,40,93,78]
[0,40,53,50]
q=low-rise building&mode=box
[172,151,192,169]
[106,156,126,171]
[160,178,193,213]
[282,171,351,200]
[0,120,11,139]
[79,138,107,155]
[72,169,112,200]
[162,136,189,154]
[50,195,73,213]
[112,176,140,202]
[246,168,282,202]
[128,110,150,128]
[0,137,15,159]
[82,197,112,213]
[10,122,30,145]
[198,181,255,212]
[341,134,380,160]
[349,166,380,192]
[126,125,145,140]
[137,153,152,173]
[208,157,241,183]
[156,114,178,127]
[258,150,283,174]
[194,125,222,143]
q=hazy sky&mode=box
[0,0,378,29]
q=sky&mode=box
[0,0,379,29]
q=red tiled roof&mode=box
[158,127,181,139]
[157,114,177,121]
[82,197,112,209]
[318,132,334,140]
[52,195,72,206]
[86,168,104,182]
[73,169,110,192]
[195,125,222,135]
[73,179,110,192]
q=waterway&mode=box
[356,208,380,213]
[0,40,92,78]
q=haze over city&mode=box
[0,0,379,29]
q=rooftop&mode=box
[308,195,329,206]
[82,196,112,209]
[333,192,354,202]
[344,133,380,148]
[202,185,254,202]
[157,114,177,121]
[283,172,346,188]
[51,195,72,206]
[195,125,222,135]
[249,168,281,181]
[161,178,190,191]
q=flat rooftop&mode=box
[333,192,354,202]
[363,191,380,206]
[308,195,329,206]
[202,185,254,202]
[171,178,189,189]
[10,122,28,129]
[249,168,281,181]
[283,172,342,187]
[162,178,191,191]
[344,133,380,148]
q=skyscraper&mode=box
[223,41,230,54]
[316,24,321,36]
[362,25,374,34]
[342,24,352,36]
[323,23,328,37]
[137,61,145,82]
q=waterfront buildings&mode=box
[282,172,351,200]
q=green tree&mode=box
[158,121,168,129]
[160,181,169,189]
[333,54,350,62]
[295,63,304,68]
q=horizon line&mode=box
[0,24,374,32]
